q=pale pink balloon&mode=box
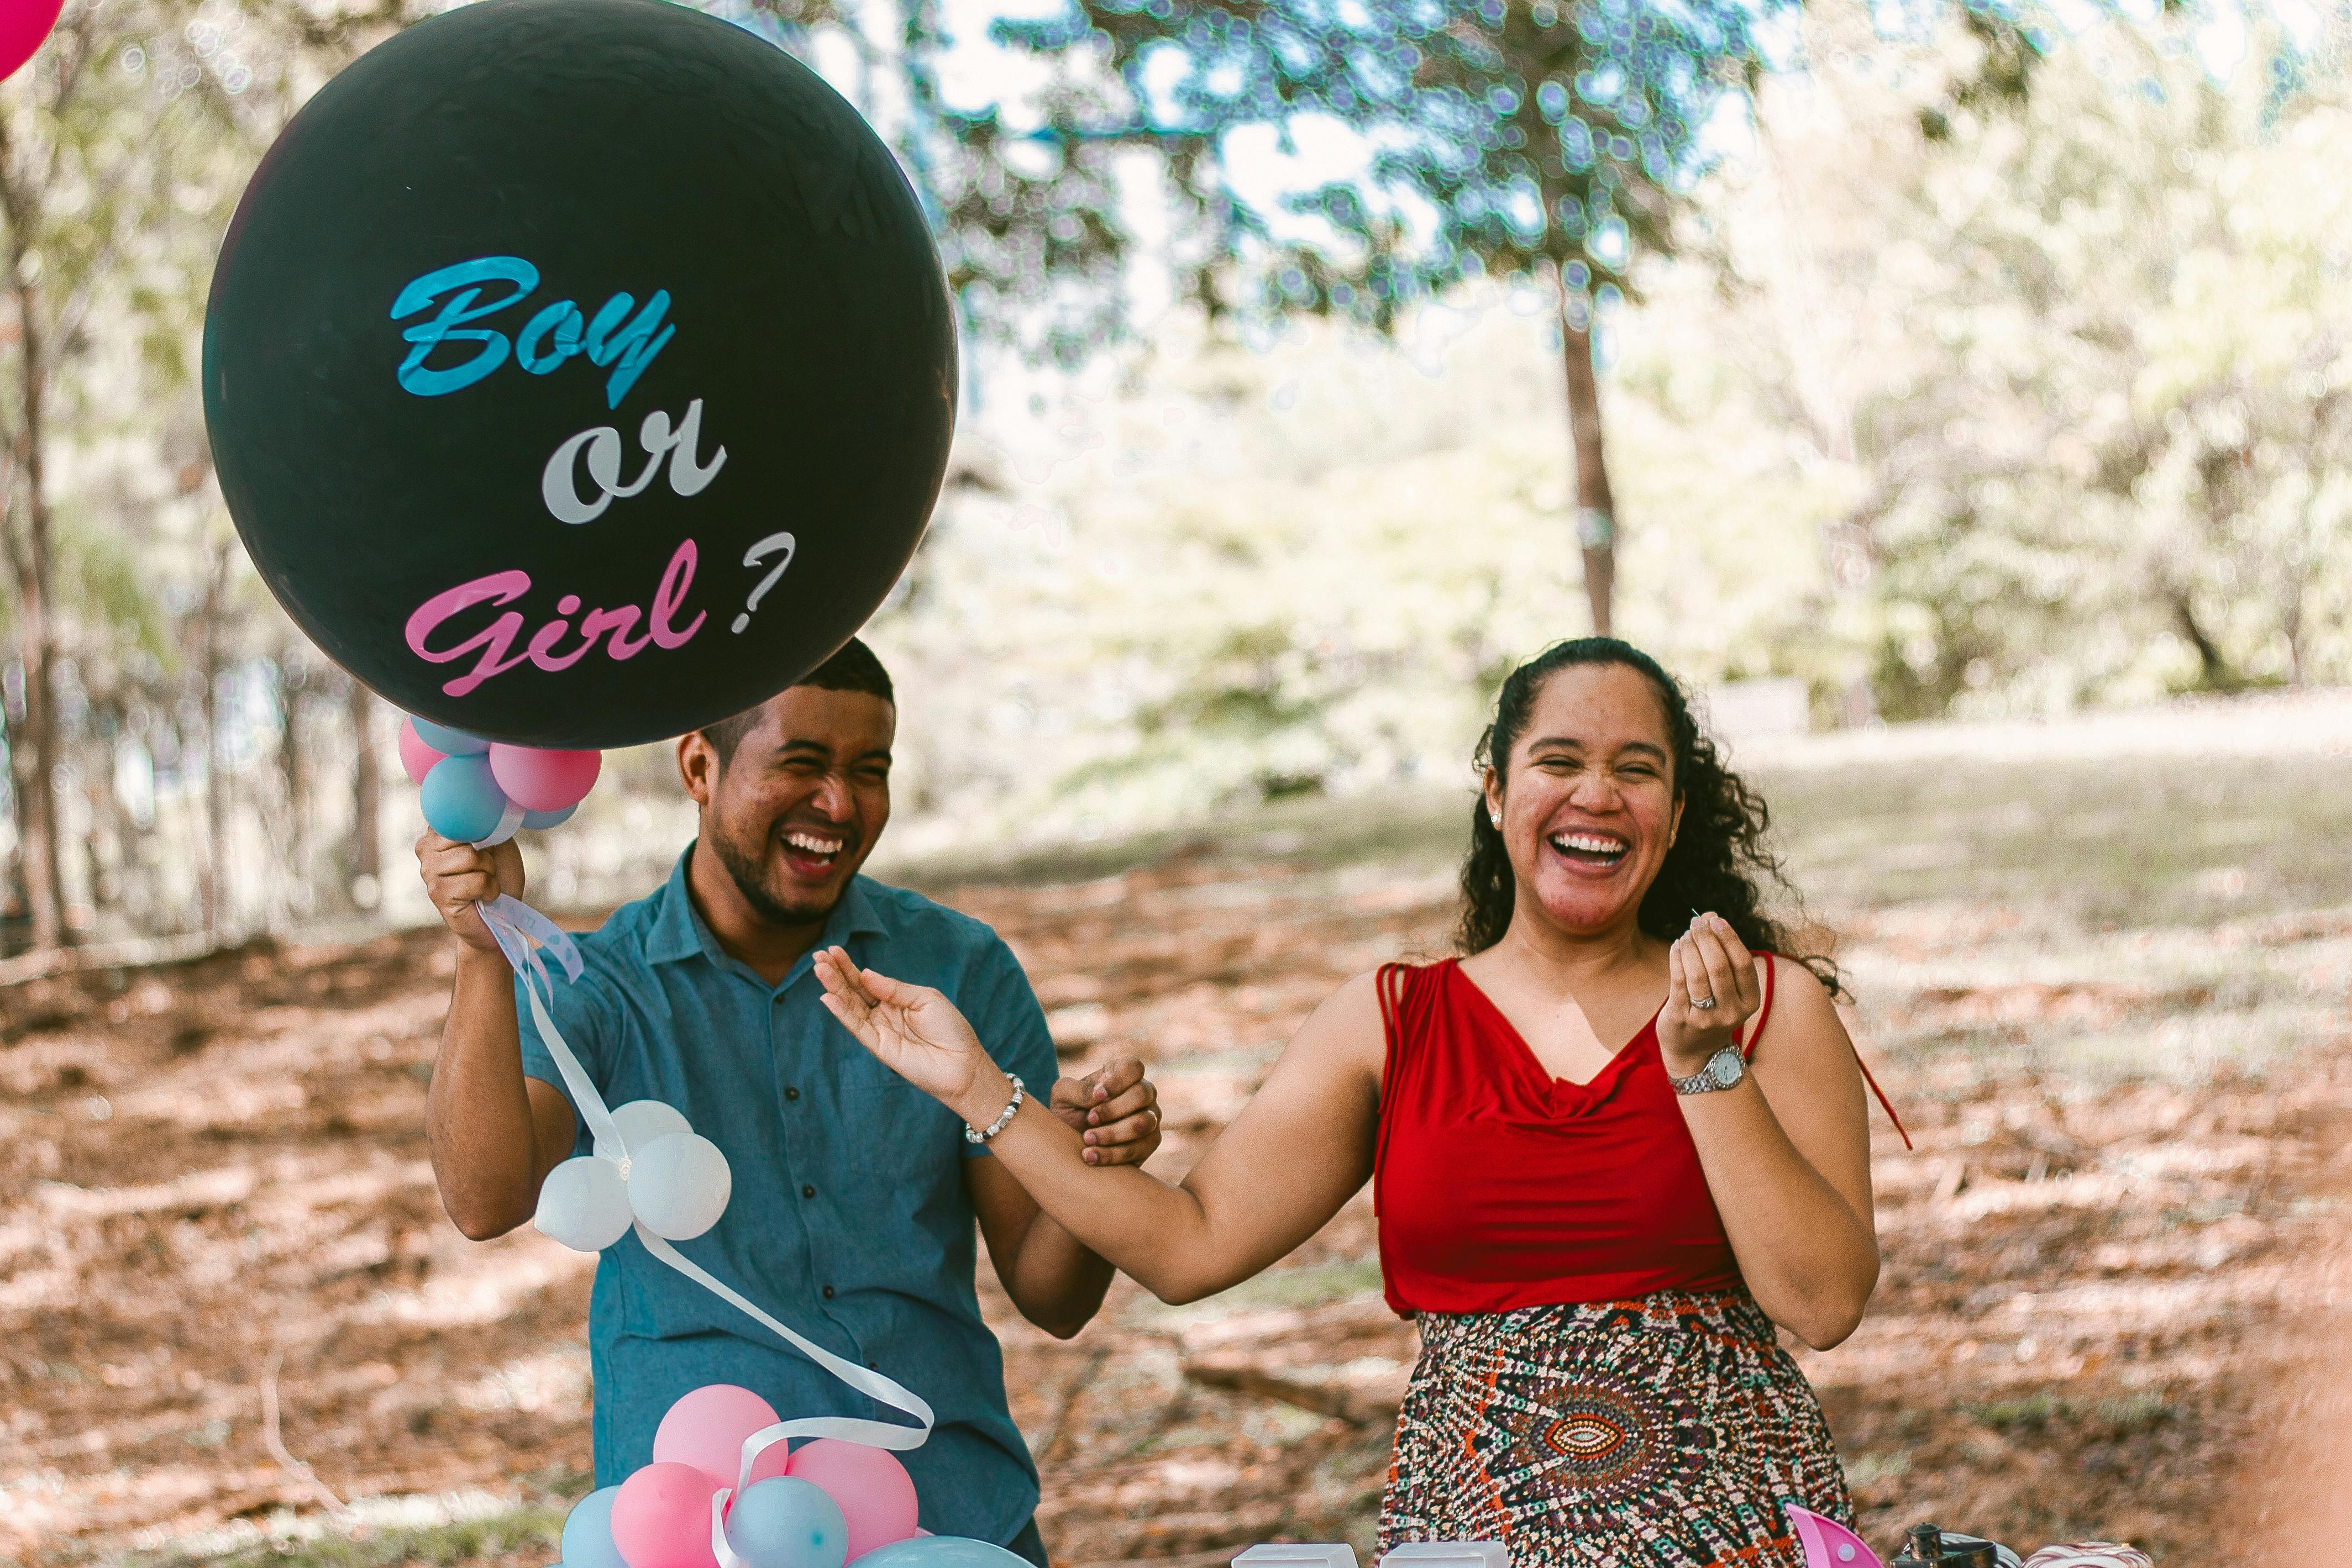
[785,1439,918,1561]
[488,743,602,811]
[651,1383,781,1491]
[397,717,448,786]
[610,1461,720,1568]
[0,0,64,83]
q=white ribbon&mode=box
[474,796,529,849]
[473,890,936,1523]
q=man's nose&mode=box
[809,772,855,820]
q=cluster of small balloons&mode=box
[401,715,602,845]
[558,1385,1027,1568]
[535,1098,733,1253]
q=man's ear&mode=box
[678,732,721,808]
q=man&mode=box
[417,639,1160,1564]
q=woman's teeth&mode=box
[1549,832,1629,865]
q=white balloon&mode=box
[593,1098,695,1162]
[535,1154,634,1253]
[628,1131,732,1240]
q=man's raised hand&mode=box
[417,832,523,957]
[1052,1057,1163,1167]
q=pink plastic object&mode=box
[612,1461,722,1568]
[785,1439,920,1562]
[1788,1507,1882,1568]
[489,743,602,811]
[2022,1548,2150,1568]
[653,1384,783,1492]
[398,717,448,786]
[0,0,62,82]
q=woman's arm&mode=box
[1668,919,1879,1349]
[815,948,1384,1305]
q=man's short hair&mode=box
[700,639,894,767]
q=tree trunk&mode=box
[1560,293,1617,638]
[279,662,309,915]
[200,540,232,936]
[347,676,381,907]
[2171,591,2233,690]
[6,269,67,950]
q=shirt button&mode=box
[822,1285,836,1300]
[801,1185,816,1199]
[784,1086,801,1101]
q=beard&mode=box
[708,818,842,928]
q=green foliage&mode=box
[1697,15,2352,712]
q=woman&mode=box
[815,638,1892,1565]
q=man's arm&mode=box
[418,833,580,1241]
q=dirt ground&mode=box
[6,742,2352,1568]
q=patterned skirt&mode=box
[1380,1289,1854,1568]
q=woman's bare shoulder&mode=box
[1754,956,1858,1074]
[1280,967,1397,1078]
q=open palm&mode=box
[813,946,990,1108]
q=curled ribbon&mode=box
[472,892,936,1522]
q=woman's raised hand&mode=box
[814,946,995,1114]
[1658,913,1762,1076]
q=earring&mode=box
[1489,810,1502,828]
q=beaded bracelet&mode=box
[964,1074,1025,1144]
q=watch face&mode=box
[1710,1050,1744,1088]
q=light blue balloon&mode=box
[522,803,579,832]
[421,753,509,842]
[727,1477,848,1568]
[848,1538,1030,1568]
[561,1487,630,1568]
[411,717,490,756]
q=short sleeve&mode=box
[956,936,1058,1159]
[515,969,615,1152]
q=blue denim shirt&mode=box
[516,850,1059,1546]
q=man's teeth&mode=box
[784,831,844,856]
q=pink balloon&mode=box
[651,1383,782,1491]
[785,1440,918,1561]
[610,1462,720,1568]
[397,717,448,786]
[489,743,602,812]
[0,0,63,83]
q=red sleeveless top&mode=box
[1372,955,1904,1316]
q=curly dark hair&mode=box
[1455,638,1840,995]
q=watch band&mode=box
[1671,1046,1745,1096]
[965,1074,1026,1143]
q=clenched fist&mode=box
[417,831,524,957]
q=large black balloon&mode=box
[204,0,956,749]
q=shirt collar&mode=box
[645,844,888,970]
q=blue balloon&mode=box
[727,1477,849,1568]
[849,1539,1030,1568]
[522,803,579,832]
[420,753,510,842]
[411,717,490,756]
[561,1487,630,1568]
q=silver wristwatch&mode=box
[1670,1046,1746,1096]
